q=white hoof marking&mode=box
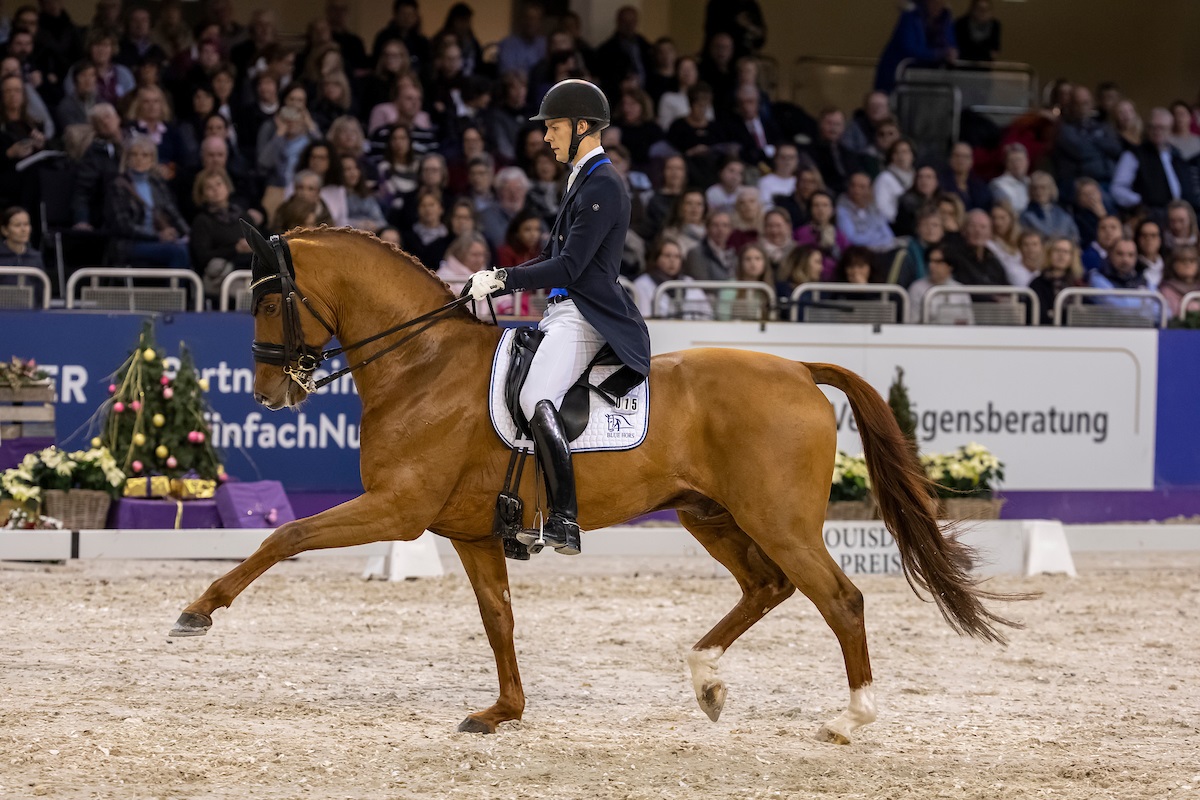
[819,684,877,743]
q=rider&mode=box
[467,79,652,556]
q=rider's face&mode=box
[544,118,584,164]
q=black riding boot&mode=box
[518,399,581,555]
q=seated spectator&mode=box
[178,134,259,223]
[725,83,780,169]
[296,140,334,188]
[645,36,677,104]
[237,72,280,162]
[874,0,957,92]
[0,73,46,206]
[414,151,451,215]
[463,154,498,215]
[376,125,419,226]
[779,245,824,303]
[1021,171,1080,242]
[152,1,195,60]
[886,203,942,287]
[257,103,320,198]
[704,154,744,215]
[841,91,892,157]
[188,168,251,300]
[728,186,763,251]
[496,208,544,268]
[479,166,530,251]
[404,187,452,270]
[527,149,563,224]
[447,198,480,241]
[662,188,708,256]
[828,245,882,302]
[954,0,1001,62]
[774,165,823,229]
[757,143,800,209]
[496,2,546,80]
[684,209,735,281]
[953,209,1009,286]
[893,165,940,237]
[640,154,687,242]
[837,172,896,251]
[1159,245,1200,317]
[1088,238,1149,307]
[989,143,1030,214]
[442,229,527,315]
[937,192,967,249]
[1018,230,1046,279]
[56,61,98,130]
[378,226,402,247]
[760,208,796,277]
[1072,177,1112,249]
[657,56,707,132]
[322,155,386,232]
[1051,87,1122,203]
[1168,101,1200,161]
[615,88,663,170]
[1165,199,1199,252]
[311,71,356,132]
[1082,215,1123,273]
[872,138,915,225]
[372,0,430,77]
[988,201,1028,286]
[1112,108,1200,219]
[667,81,722,185]
[271,169,332,232]
[368,74,434,148]
[176,84,217,169]
[1134,218,1165,290]
[69,29,135,106]
[102,134,189,267]
[908,244,973,323]
[794,190,849,279]
[940,142,992,211]
[633,236,713,320]
[359,38,412,121]
[861,116,901,178]
[72,103,124,229]
[328,115,369,161]
[1113,100,1143,151]
[720,241,775,319]
[0,205,44,274]
[480,70,527,163]
[806,107,861,196]
[446,125,487,195]
[439,3,483,77]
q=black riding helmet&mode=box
[529,78,610,163]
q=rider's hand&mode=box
[466,269,507,301]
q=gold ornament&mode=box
[155,445,169,459]
[142,348,156,362]
[198,378,210,392]
[90,437,102,448]
[133,432,147,446]
[123,475,171,498]
[152,413,166,427]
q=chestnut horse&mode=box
[171,227,1019,743]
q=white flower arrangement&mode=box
[920,442,1005,499]
[0,446,126,516]
[830,451,872,502]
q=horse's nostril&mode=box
[253,392,266,404]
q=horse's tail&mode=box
[806,362,1026,644]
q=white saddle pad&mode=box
[488,327,649,452]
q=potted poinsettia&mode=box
[921,443,1005,520]
[827,451,876,520]
[0,445,126,529]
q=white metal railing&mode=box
[790,282,908,324]
[1179,290,1200,319]
[653,280,776,321]
[66,268,204,312]
[0,266,51,309]
[921,285,1039,326]
[1053,287,1168,328]
[617,276,636,299]
[220,270,253,312]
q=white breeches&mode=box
[519,299,606,422]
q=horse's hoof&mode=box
[169,611,212,637]
[457,716,496,734]
[698,680,727,722]
[816,724,852,745]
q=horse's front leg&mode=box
[450,537,525,734]
[170,491,430,636]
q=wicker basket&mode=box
[939,497,1005,521]
[42,489,112,530]
[826,499,877,520]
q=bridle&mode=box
[250,233,474,393]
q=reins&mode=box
[250,231,479,393]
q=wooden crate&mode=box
[0,384,55,440]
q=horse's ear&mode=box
[240,218,273,266]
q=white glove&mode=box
[467,268,506,301]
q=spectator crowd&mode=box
[1,0,1198,321]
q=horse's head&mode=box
[242,221,336,411]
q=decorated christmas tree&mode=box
[888,366,918,453]
[100,321,224,484]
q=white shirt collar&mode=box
[571,144,605,175]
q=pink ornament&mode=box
[160,375,170,385]
[130,400,141,412]
[113,402,125,413]
[166,456,178,468]
[187,431,198,443]
[108,383,117,393]
[195,431,205,443]
[217,471,229,482]
[162,387,174,400]
[265,508,278,525]
[132,460,144,473]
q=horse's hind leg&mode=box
[677,509,795,722]
[171,492,430,636]
[746,511,877,744]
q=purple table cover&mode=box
[109,497,222,529]
[0,437,55,471]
